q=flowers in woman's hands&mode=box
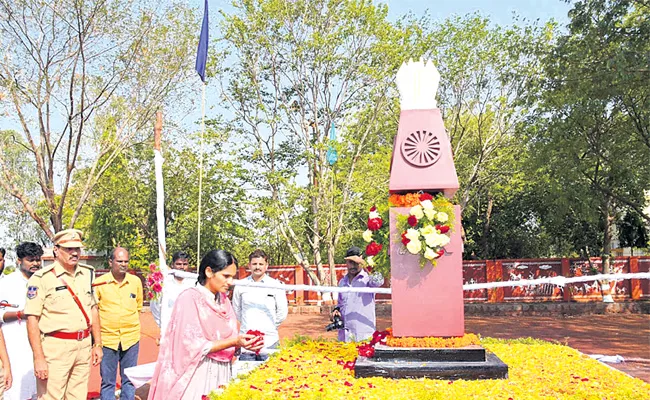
[246,330,265,354]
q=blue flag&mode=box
[326,122,338,166]
[195,0,209,82]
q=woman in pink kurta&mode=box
[148,250,263,400]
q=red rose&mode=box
[246,330,265,354]
[365,242,382,256]
[436,224,450,234]
[149,263,157,272]
[367,218,382,231]
[369,206,377,212]
[401,232,410,246]
[407,215,418,227]
[152,283,162,293]
[419,193,433,201]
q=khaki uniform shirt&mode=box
[23,261,96,334]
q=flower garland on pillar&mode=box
[362,193,455,274]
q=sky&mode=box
[203,0,572,26]
[0,0,575,253]
[383,0,571,25]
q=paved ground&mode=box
[87,312,650,397]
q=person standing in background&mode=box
[232,249,288,359]
[0,242,43,400]
[94,247,143,400]
[0,327,12,400]
[156,252,194,339]
[333,246,384,342]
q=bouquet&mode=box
[145,263,164,301]
[396,193,454,267]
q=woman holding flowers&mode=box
[147,250,263,400]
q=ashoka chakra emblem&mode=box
[400,130,442,167]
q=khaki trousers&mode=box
[37,335,91,400]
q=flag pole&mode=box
[195,0,209,271]
[197,82,206,271]
[154,111,168,273]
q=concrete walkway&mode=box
[87,312,650,397]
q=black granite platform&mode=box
[372,344,486,362]
[354,346,508,380]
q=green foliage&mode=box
[618,211,649,250]
[526,0,650,261]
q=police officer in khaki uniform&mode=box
[24,229,103,400]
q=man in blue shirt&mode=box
[333,246,384,342]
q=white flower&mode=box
[424,208,436,220]
[406,239,422,254]
[421,200,434,211]
[405,228,421,242]
[424,247,436,260]
[436,212,449,223]
[420,225,435,236]
[369,211,380,219]
[438,234,450,247]
[423,233,439,248]
[367,256,375,266]
[362,229,373,242]
[424,231,451,248]
[410,205,424,219]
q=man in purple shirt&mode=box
[333,246,384,342]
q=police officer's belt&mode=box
[45,329,91,341]
[43,269,92,340]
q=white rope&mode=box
[463,272,650,290]
[168,270,650,295]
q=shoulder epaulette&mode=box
[33,264,55,277]
[78,263,94,271]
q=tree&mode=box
[76,131,252,270]
[0,0,196,238]
[531,0,650,277]
[216,0,424,286]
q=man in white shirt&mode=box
[232,249,288,360]
[153,251,195,339]
[0,242,43,400]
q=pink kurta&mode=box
[148,286,238,400]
